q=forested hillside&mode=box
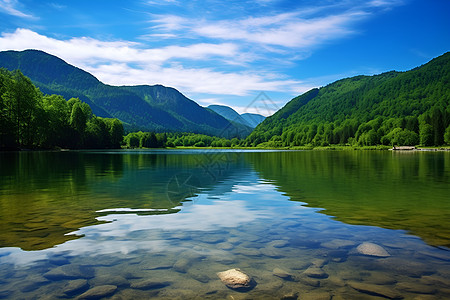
[0,69,123,150]
[0,50,243,138]
[246,52,450,147]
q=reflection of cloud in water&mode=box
[0,192,274,266]
[232,183,275,194]
[87,198,263,235]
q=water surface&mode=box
[0,150,449,299]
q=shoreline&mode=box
[2,145,450,152]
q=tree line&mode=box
[245,110,450,148]
[123,131,242,148]
[246,53,450,148]
[0,69,123,150]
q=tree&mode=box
[431,107,445,145]
[107,118,124,148]
[10,71,40,147]
[420,124,434,146]
[444,125,450,145]
[0,70,16,148]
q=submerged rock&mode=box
[62,279,88,296]
[43,264,95,280]
[130,279,170,290]
[173,258,190,273]
[303,266,328,279]
[78,285,117,299]
[321,239,356,249]
[260,246,283,258]
[376,258,433,278]
[273,268,293,280]
[281,291,299,300]
[217,268,254,291]
[348,281,403,299]
[301,291,332,300]
[89,275,129,287]
[356,242,390,257]
[268,240,289,248]
[311,258,327,268]
[396,282,436,294]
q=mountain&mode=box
[241,113,266,128]
[246,52,450,147]
[0,50,244,137]
[207,104,250,127]
[207,104,265,129]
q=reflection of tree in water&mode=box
[0,151,124,251]
[0,150,248,250]
[166,173,200,206]
[246,150,450,248]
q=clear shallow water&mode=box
[0,150,449,299]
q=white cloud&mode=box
[0,28,302,96]
[150,10,366,50]
[0,0,34,18]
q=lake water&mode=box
[0,150,449,299]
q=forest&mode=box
[123,131,240,148]
[0,69,124,150]
[245,52,450,148]
[2,51,450,151]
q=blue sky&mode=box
[0,0,449,115]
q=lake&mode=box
[0,149,449,299]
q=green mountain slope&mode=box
[207,104,252,127]
[241,113,266,128]
[247,52,450,147]
[0,50,240,137]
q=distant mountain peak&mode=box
[207,104,265,128]
[0,49,249,138]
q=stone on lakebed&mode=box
[356,242,390,257]
[77,285,117,299]
[217,268,254,291]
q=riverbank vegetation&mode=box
[246,52,450,148]
[0,69,124,150]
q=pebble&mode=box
[280,291,299,300]
[303,266,328,279]
[272,268,293,280]
[218,242,234,250]
[268,240,289,248]
[348,281,403,299]
[173,258,190,273]
[130,279,170,290]
[62,279,88,296]
[234,247,261,256]
[321,239,356,249]
[89,275,129,287]
[260,246,283,258]
[78,285,117,299]
[311,258,327,268]
[301,291,331,300]
[355,242,390,257]
[297,275,320,287]
[217,268,254,290]
[396,282,437,294]
[43,265,95,280]
[376,258,433,278]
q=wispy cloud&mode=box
[149,9,368,51]
[0,0,34,18]
[0,28,301,96]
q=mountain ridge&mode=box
[0,49,247,138]
[246,51,450,147]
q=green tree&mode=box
[444,125,450,145]
[107,118,124,148]
[10,71,40,147]
[419,124,434,146]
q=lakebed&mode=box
[0,149,449,299]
